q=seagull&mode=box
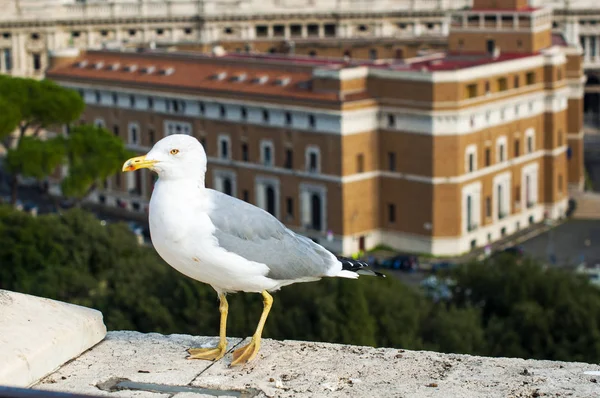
[122,134,384,366]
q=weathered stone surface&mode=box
[34,331,600,397]
[0,290,107,388]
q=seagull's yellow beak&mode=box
[122,155,158,172]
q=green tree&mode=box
[60,124,133,203]
[0,76,84,203]
[449,256,600,363]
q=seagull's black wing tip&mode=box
[337,256,386,278]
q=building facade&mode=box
[46,0,585,256]
[0,0,471,78]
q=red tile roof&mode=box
[47,51,359,102]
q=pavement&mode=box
[33,330,600,398]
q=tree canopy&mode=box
[0,75,130,203]
[2,206,600,363]
[61,125,133,200]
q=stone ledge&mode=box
[0,290,107,388]
[34,331,600,398]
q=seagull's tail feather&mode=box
[336,256,386,278]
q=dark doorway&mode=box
[223,178,232,196]
[266,186,276,216]
[311,193,322,231]
[487,39,496,55]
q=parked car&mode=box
[431,261,457,274]
[381,254,419,272]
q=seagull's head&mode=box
[122,134,207,181]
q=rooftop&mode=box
[47,45,557,94]
[3,290,600,398]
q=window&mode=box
[284,148,293,169]
[485,81,490,94]
[128,123,139,145]
[514,75,520,88]
[324,24,336,37]
[466,84,478,99]
[241,107,247,120]
[198,101,205,114]
[256,25,268,38]
[219,105,226,118]
[3,49,12,71]
[526,128,535,153]
[497,137,507,162]
[526,71,535,85]
[497,77,507,91]
[485,196,491,218]
[129,95,136,108]
[514,139,520,157]
[148,97,154,110]
[465,145,477,173]
[290,24,302,37]
[308,114,316,129]
[285,112,292,126]
[242,143,249,161]
[243,190,249,202]
[387,114,395,128]
[306,147,320,173]
[95,91,101,103]
[388,152,396,171]
[356,154,364,173]
[261,141,274,166]
[388,204,396,223]
[32,53,41,71]
[369,48,378,60]
[94,118,105,128]
[286,197,294,218]
[262,109,270,123]
[112,93,118,105]
[218,136,230,159]
[485,148,491,166]
[113,125,119,136]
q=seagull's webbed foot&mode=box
[187,292,229,362]
[187,344,228,361]
[230,337,260,366]
[230,290,273,367]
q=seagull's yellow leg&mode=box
[230,290,273,366]
[187,293,228,361]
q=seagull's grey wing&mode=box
[206,190,337,280]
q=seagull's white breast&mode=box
[148,179,278,293]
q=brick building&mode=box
[46,0,585,256]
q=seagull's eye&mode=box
[170,149,180,155]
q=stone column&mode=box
[585,36,591,62]
[414,21,422,36]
